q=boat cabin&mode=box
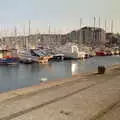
[0,49,18,59]
[0,50,11,58]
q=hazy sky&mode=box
[0,0,120,35]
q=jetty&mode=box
[0,65,120,120]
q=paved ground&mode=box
[98,102,120,120]
[0,66,120,120]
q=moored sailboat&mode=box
[18,21,34,64]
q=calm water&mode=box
[0,56,120,92]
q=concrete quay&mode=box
[0,65,120,120]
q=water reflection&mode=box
[71,61,78,75]
[40,77,48,82]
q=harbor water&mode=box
[0,56,120,92]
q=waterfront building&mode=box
[79,27,94,45]
[80,27,106,45]
[65,27,106,45]
[2,26,106,49]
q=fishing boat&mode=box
[54,43,88,60]
[30,49,52,64]
[0,50,18,65]
[49,54,64,61]
[18,50,34,64]
[95,49,107,56]
[96,51,106,56]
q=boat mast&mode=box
[23,24,26,49]
[98,16,101,27]
[0,24,3,46]
[35,28,39,49]
[111,20,113,33]
[93,16,96,43]
[5,24,8,48]
[110,20,114,47]
[79,18,82,45]
[48,24,51,47]
[27,20,31,50]
[93,16,96,27]
[14,26,17,49]
[98,16,101,42]
[105,20,107,32]
[54,27,56,46]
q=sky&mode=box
[0,0,120,36]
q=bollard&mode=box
[98,66,106,74]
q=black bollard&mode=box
[98,66,106,74]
